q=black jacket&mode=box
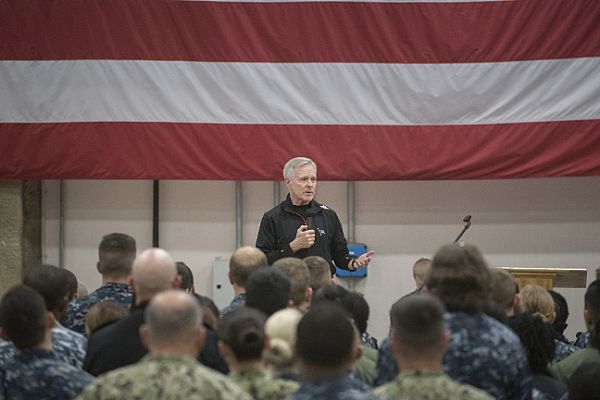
[256,194,352,275]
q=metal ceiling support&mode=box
[152,180,160,247]
[347,181,355,243]
[59,180,65,269]
[236,181,243,248]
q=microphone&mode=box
[306,209,319,230]
[454,214,472,243]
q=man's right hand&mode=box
[290,225,316,253]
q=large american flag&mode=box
[1,0,599,180]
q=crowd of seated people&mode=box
[1,232,600,399]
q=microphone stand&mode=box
[454,215,472,243]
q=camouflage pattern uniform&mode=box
[220,293,246,317]
[373,336,397,387]
[0,348,93,399]
[443,312,532,400]
[0,323,87,368]
[553,339,577,363]
[572,331,590,349]
[229,366,298,399]
[374,370,494,400]
[550,347,600,383]
[76,353,253,400]
[64,282,133,335]
[361,332,379,350]
[286,375,379,400]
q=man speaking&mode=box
[256,156,374,276]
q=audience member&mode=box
[85,300,128,336]
[551,279,600,383]
[488,268,520,318]
[508,313,567,400]
[245,267,291,317]
[520,284,577,362]
[273,257,312,312]
[193,294,230,374]
[548,290,570,344]
[0,285,93,399]
[567,362,600,400]
[263,308,303,381]
[312,285,376,385]
[83,247,181,376]
[176,261,195,293]
[304,255,334,293]
[221,246,267,316]
[289,303,378,400]
[424,243,532,400]
[77,290,251,400]
[218,307,298,399]
[348,291,379,349]
[374,293,492,400]
[412,258,431,293]
[64,233,136,334]
[0,264,87,368]
[64,268,79,302]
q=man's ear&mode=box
[172,274,182,289]
[96,261,103,274]
[139,325,150,350]
[46,311,56,330]
[228,271,234,286]
[305,287,313,304]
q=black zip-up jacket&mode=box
[256,194,352,275]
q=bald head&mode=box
[144,290,203,348]
[229,246,268,288]
[132,248,178,303]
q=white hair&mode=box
[283,157,317,179]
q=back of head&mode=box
[145,290,203,346]
[425,243,491,313]
[218,307,266,362]
[549,290,569,336]
[296,303,355,368]
[193,294,220,330]
[132,248,177,301]
[229,246,268,288]
[507,313,554,373]
[312,284,352,313]
[520,284,555,323]
[86,300,128,335]
[390,293,445,357]
[347,291,370,335]
[264,308,303,371]
[63,269,79,301]
[176,261,194,292]
[412,258,432,284]
[569,362,600,400]
[584,280,600,347]
[489,268,518,313]
[304,256,332,292]
[23,264,70,316]
[273,257,310,306]
[0,285,47,349]
[283,157,317,179]
[98,232,137,278]
[245,267,291,316]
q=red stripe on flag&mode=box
[1,0,599,63]
[1,121,599,180]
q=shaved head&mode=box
[145,290,203,346]
[132,248,178,302]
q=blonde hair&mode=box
[263,308,303,372]
[85,300,128,335]
[520,284,555,323]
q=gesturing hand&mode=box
[290,225,316,253]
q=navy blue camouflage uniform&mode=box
[0,323,87,368]
[64,282,132,335]
[220,292,246,317]
[287,374,379,400]
[0,348,93,400]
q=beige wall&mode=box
[42,177,600,342]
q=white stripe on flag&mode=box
[1,57,599,125]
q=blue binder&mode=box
[335,243,368,278]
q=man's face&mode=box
[285,164,317,206]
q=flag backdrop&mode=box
[1,0,599,180]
